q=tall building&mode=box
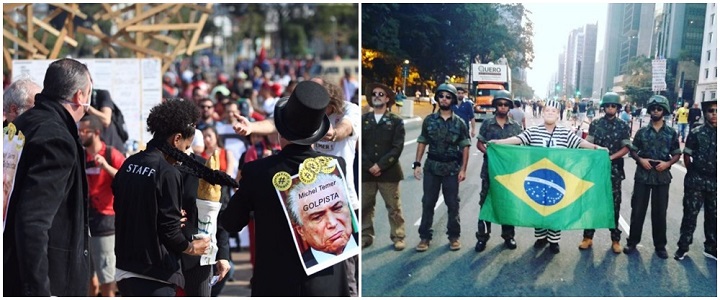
[593,48,604,98]
[561,24,597,98]
[579,23,597,98]
[598,3,656,93]
[657,3,708,60]
[695,3,716,104]
[557,52,565,96]
[564,27,582,96]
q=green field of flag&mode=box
[479,144,614,230]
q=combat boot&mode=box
[578,238,593,250]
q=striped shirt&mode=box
[517,124,582,148]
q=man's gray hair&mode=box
[41,58,91,101]
[285,172,345,226]
[3,78,41,114]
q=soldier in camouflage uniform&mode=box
[413,83,471,252]
[675,99,717,261]
[578,92,631,254]
[625,95,681,259]
[474,90,523,252]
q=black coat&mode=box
[220,144,349,296]
[113,149,189,288]
[3,94,90,296]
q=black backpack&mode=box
[92,89,129,143]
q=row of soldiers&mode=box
[362,83,716,261]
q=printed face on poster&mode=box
[273,156,359,276]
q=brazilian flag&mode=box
[479,144,614,230]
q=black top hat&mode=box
[365,83,395,107]
[273,81,330,145]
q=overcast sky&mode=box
[523,2,608,97]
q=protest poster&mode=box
[3,123,25,231]
[273,156,359,276]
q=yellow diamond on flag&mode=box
[495,158,594,216]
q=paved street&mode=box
[361,99,717,297]
[218,249,252,297]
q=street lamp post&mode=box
[402,59,409,96]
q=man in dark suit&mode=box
[221,81,350,296]
[4,58,93,296]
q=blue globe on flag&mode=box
[524,169,566,206]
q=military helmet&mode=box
[647,95,671,116]
[492,90,512,107]
[434,83,458,104]
[701,99,717,116]
[600,92,621,107]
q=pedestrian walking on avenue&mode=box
[475,90,523,253]
[624,95,681,259]
[362,82,407,251]
[430,93,438,114]
[491,99,602,254]
[578,92,631,254]
[676,102,690,142]
[453,87,476,138]
[688,102,703,130]
[414,83,471,252]
[675,99,717,261]
[4,58,93,296]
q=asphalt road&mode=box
[360,109,717,297]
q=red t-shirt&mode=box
[86,143,125,215]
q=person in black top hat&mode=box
[221,81,351,296]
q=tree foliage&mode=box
[362,4,534,89]
[512,78,535,99]
[623,85,654,107]
[622,55,655,107]
[624,55,651,87]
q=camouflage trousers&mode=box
[583,179,623,241]
[677,188,717,251]
[477,178,515,241]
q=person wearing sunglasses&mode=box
[675,99,716,261]
[577,92,631,254]
[361,83,407,252]
[414,83,471,252]
[475,90,523,253]
[196,98,218,131]
[625,95,681,259]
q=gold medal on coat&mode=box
[303,158,320,174]
[272,171,292,191]
[299,168,317,184]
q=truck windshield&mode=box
[477,89,499,97]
